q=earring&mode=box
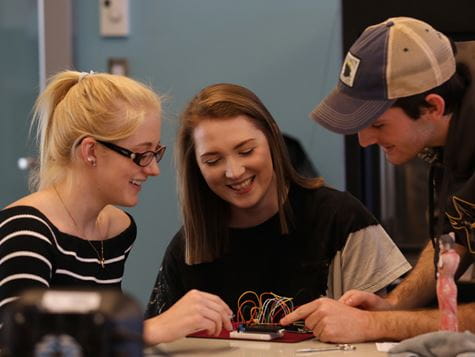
[88,158,96,167]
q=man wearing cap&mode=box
[280,17,475,342]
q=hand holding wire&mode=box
[144,289,233,344]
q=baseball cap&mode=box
[311,17,456,134]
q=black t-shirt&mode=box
[441,42,475,253]
[145,184,378,318]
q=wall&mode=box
[0,1,39,207]
[73,0,344,307]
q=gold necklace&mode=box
[53,186,105,268]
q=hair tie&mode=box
[78,70,95,82]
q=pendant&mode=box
[100,258,105,268]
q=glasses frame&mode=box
[97,140,166,167]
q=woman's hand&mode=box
[144,289,233,344]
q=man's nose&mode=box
[358,128,378,147]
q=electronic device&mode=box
[238,323,312,334]
[229,329,284,341]
[231,324,285,340]
[238,323,285,333]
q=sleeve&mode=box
[333,225,412,297]
[326,193,412,299]
[0,213,55,326]
[144,230,187,319]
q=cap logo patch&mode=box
[340,52,360,87]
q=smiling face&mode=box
[193,115,277,224]
[95,111,162,207]
[357,107,439,165]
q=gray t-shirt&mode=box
[327,224,411,299]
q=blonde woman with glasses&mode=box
[0,71,232,345]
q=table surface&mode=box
[145,336,387,356]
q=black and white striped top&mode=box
[0,205,136,324]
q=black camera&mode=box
[1,288,143,356]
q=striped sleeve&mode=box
[0,213,55,322]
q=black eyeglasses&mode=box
[97,140,166,167]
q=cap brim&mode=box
[311,87,395,135]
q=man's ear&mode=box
[424,94,446,118]
[79,137,97,167]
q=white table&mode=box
[146,336,387,356]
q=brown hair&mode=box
[392,65,469,119]
[177,83,323,264]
